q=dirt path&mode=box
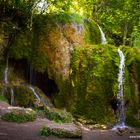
[0,119,139,140]
[0,101,139,140]
[0,118,81,140]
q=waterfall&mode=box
[117,48,125,125]
[29,86,41,101]
[112,49,127,130]
[4,57,9,84]
[2,57,15,105]
[97,24,107,44]
[10,88,14,106]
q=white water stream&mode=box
[112,49,128,130]
[2,57,14,105]
[97,24,107,44]
[29,86,41,101]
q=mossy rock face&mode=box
[54,44,118,124]
[42,107,74,123]
[120,46,140,127]
[0,85,53,108]
[40,123,82,138]
[8,14,101,118]
[9,13,100,79]
[3,12,140,127]
[55,45,140,126]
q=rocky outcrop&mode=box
[1,106,37,123]
[40,23,85,81]
[40,123,82,138]
[0,85,53,108]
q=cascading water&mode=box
[97,24,107,44]
[10,88,14,105]
[4,57,9,84]
[29,65,41,101]
[2,57,14,105]
[29,86,41,101]
[112,48,127,130]
[117,48,125,125]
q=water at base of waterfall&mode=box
[112,122,128,130]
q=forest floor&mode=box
[0,101,139,140]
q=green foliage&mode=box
[34,13,83,27]
[84,19,101,44]
[118,46,140,127]
[44,108,62,123]
[1,85,48,108]
[9,13,84,73]
[39,126,50,136]
[126,115,140,128]
[52,13,83,24]
[131,26,140,48]
[47,0,73,13]
[2,109,37,123]
[41,107,73,123]
[72,0,140,46]
[10,31,32,59]
[54,44,119,124]
[0,95,8,102]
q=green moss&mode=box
[53,44,118,124]
[0,95,8,102]
[40,107,73,123]
[126,115,140,128]
[39,125,82,138]
[84,19,101,44]
[35,13,83,25]
[119,46,140,127]
[0,85,52,108]
[9,13,100,73]
[2,108,37,123]
[10,31,32,60]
